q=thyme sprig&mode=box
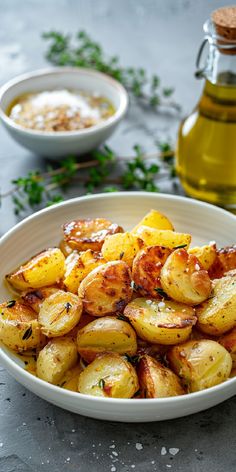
[1,144,175,216]
[43,31,180,112]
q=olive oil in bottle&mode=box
[176,7,236,211]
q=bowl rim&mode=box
[0,67,129,138]
[0,191,236,407]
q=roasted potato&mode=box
[189,244,217,270]
[138,355,184,398]
[102,232,143,267]
[78,352,139,398]
[124,298,196,345]
[63,218,124,252]
[168,340,232,392]
[132,245,171,297]
[21,287,60,313]
[133,225,191,249]
[77,316,137,362]
[6,248,65,291]
[78,261,133,317]
[38,290,82,337]
[63,250,106,293]
[219,327,236,369]
[197,271,236,335]
[0,300,45,351]
[209,245,236,279]
[37,337,78,385]
[131,209,174,233]
[160,249,212,305]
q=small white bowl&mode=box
[0,192,236,422]
[0,67,128,160]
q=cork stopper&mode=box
[212,6,236,53]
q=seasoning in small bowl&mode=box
[8,89,115,133]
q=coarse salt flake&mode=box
[111,466,116,472]
[135,443,143,450]
[112,451,118,456]
[169,448,179,456]
[158,301,165,308]
[195,263,200,270]
[161,446,167,455]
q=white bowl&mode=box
[0,67,128,160]
[0,192,236,422]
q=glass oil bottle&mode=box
[176,7,236,212]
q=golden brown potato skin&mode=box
[63,218,124,252]
[64,250,106,293]
[37,337,78,385]
[6,248,65,291]
[21,287,60,313]
[161,249,212,305]
[124,298,197,345]
[77,316,137,362]
[168,340,232,392]
[102,232,143,267]
[137,355,184,398]
[78,352,139,398]
[219,327,236,369]
[78,261,133,317]
[208,245,236,279]
[0,300,45,351]
[132,245,171,297]
[197,271,236,335]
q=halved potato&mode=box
[102,232,143,267]
[137,355,184,398]
[63,218,124,251]
[160,249,212,305]
[36,337,78,385]
[6,248,65,291]
[197,271,236,335]
[78,261,133,317]
[168,340,232,392]
[131,209,174,233]
[77,316,137,362]
[209,245,236,279]
[21,287,60,313]
[0,300,45,351]
[189,244,217,270]
[133,226,191,249]
[124,298,196,345]
[219,327,236,369]
[78,352,139,398]
[63,250,106,293]
[38,290,82,337]
[132,245,171,297]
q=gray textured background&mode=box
[1,1,236,471]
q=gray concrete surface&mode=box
[0,1,235,471]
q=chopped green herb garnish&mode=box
[154,287,168,298]
[124,354,141,365]
[98,379,105,389]
[22,326,33,340]
[117,314,129,322]
[174,244,188,249]
[6,300,16,308]
[65,302,72,313]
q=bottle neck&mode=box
[206,44,236,85]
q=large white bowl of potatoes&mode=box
[0,192,236,422]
